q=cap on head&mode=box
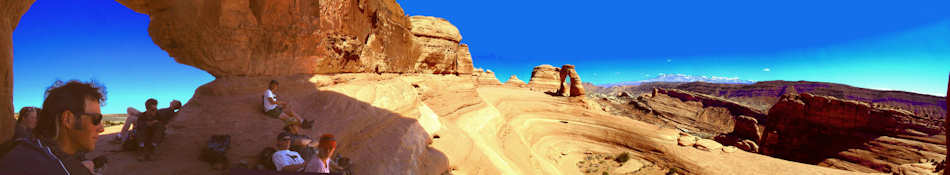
[318,134,336,150]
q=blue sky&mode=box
[12,0,950,114]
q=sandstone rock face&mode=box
[504,75,526,87]
[556,64,585,96]
[678,135,697,146]
[694,139,723,152]
[736,139,759,153]
[473,68,501,85]
[763,93,946,173]
[455,44,473,75]
[410,16,472,74]
[115,0,473,77]
[734,115,762,142]
[722,146,738,153]
[0,0,36,144]
[528,65,560,92]
[621,88,766,137]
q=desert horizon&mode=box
[2,0,949,175]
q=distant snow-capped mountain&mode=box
[601,73,755,87]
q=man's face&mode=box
[147,103,157,111]
[318,147,336,159]
[277,138,291,150]
[270,84,279,91]
[75,98,104,152]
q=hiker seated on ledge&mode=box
[283,125,318,161]
[273,132,307,172]
[0,80,106,175]
[264,80,314,129]
[136,98,163,161]
[116,99,182,145]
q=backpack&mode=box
[199,134,231,164]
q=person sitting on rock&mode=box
[304,134,337,173]
[264,80,314,129]
[273,132,306,172]
[148,100,183,146]
[282,125,318,161]
[113,100,149,144]
[136,98,161,161]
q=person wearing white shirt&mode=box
[273,132,306,172]
[264,80,314,129]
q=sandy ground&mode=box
[85,74,874,175]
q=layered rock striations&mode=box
[528,65,560,92]
[616,88,767,137]
[555,64,585,97]
[1,0,36,144]
[763,93,946,173]
[115,0,473,77]
[504,75,526,87]
[473,68,501,85]
[409,16,472,75]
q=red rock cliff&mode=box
[0,0,36,144]
[115,0,472,77]
[762,93,945,173]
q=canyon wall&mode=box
[0,0,36,144]
[115,0,473,77]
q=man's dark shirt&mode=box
[156,108,179,124]
[0,139,93,175]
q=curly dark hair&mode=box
[35,80,106,140]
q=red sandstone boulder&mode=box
[736,139,759,153]
[678,135,698,146]
[733,115,762,142]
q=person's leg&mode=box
[119,107,141,142]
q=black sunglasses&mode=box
[76,112,103,125]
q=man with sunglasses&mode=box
[0,80,106,175]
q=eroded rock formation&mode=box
[621,88,766,137]
[1,0,36,144]
[763,93,946,173]
[555,64,585,97]
[410,16,472,74]
[473,68,501,85]
[504,75,526,87]
[528,64,560,92]
[114,0,474,77]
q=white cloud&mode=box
[762,68,771,72]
